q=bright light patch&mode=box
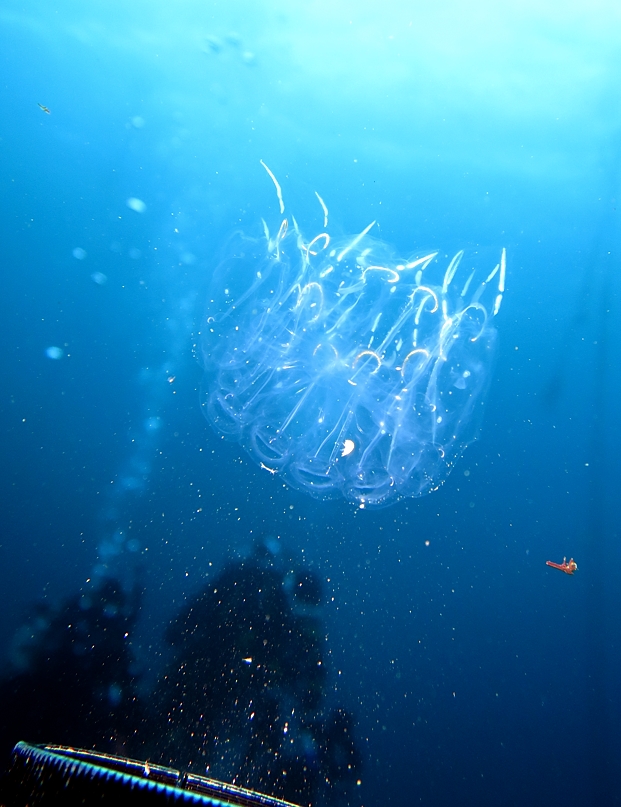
[341,439,355,457]
[126,197,146,213]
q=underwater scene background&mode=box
[1,1,620,805]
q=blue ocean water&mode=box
[1,1,620,805]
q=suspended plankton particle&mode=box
[341,439,355,457]
[72,247,87,260]
[45,346,63,360]
[126,197,146,213]
[91,272,107,285]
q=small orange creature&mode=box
[546,557,578,575]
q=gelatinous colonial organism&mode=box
[201,164,505,508]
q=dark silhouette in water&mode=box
[0,542,361,807]
[0,577,143,766]
[149,541,361,806]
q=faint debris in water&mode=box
[201,32,255,65]
[225,32,241,47]
[203,35,223,54]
